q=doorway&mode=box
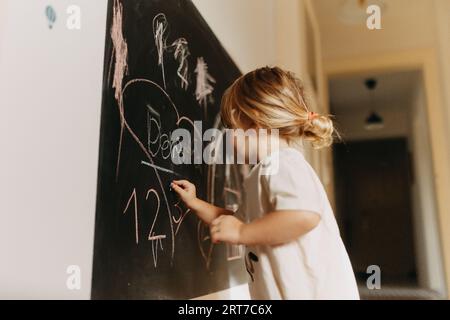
[334,138,416,285]
[329,69,446,299]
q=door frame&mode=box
[322,49,450,297]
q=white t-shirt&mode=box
[240,147,360,300]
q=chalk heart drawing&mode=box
[119,77,204,267]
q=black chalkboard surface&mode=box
[92,0,247,299]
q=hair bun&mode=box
[303,113,334,149]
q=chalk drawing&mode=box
[195,57,216,118]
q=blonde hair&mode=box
[220,66,334,149]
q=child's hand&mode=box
[171,180,197,209]
[210,215,245,245]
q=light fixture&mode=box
[365,112,384,130]
[338,0,387,26]
[364,78,384,131]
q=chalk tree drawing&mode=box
[195,57,216,118]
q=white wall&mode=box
[192,0,277,73]
[433,0,450,294]
[410,78,446,295]
[434,0,450,164]
[0,0,107,299]
[192,0,315,79]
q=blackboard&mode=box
[92,0,247,299]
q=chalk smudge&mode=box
[111,0,129,180]
[111,0,128,102]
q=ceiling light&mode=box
[365,112,384,130]
[364,77,384,130]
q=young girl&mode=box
[171,66,360,300]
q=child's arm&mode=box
[210,210,320,246]
[171,180,234,225]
